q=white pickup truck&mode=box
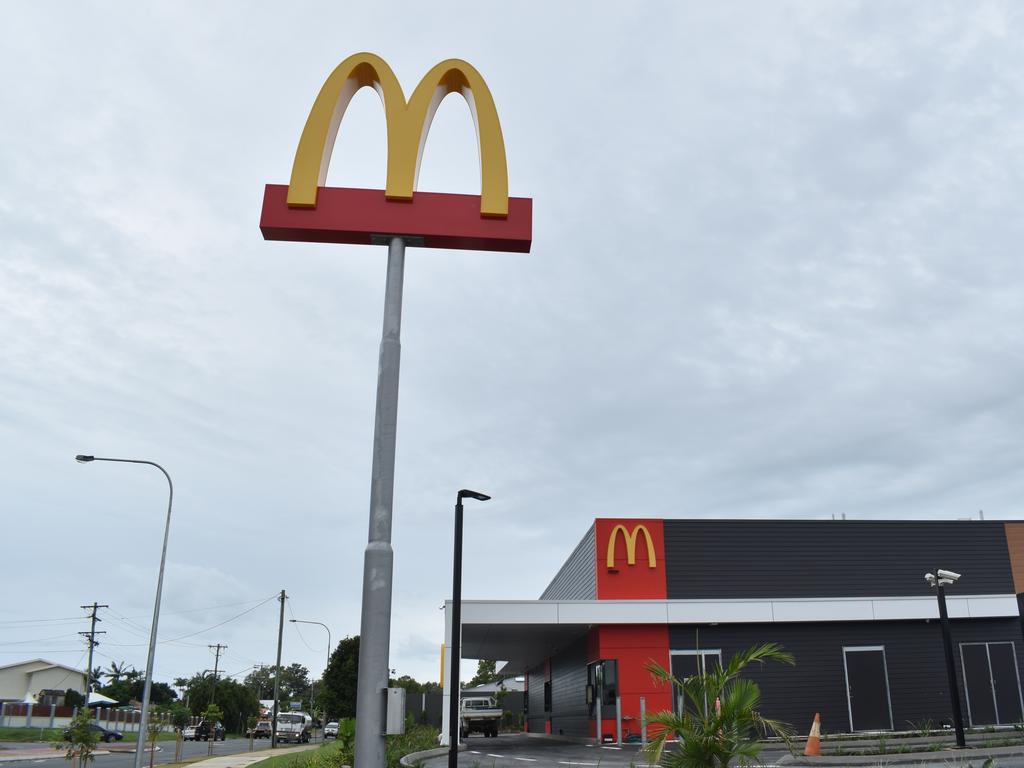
[459,696,502,738]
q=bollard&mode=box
[640,697,646,749]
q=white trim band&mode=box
[456,594,1021,626]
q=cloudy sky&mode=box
[2,1,1023,690]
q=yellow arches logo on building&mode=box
[606,524,657,570]
[286,52,509,218]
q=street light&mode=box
[448,489,490,768]
[290,619,332,730]
[75,455,173,768]
[925,569,966,748]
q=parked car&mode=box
[183,720,225,741]
[247,720,272,739]
[323,722,339,739]
[63,723,124,743]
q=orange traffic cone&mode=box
[803,713,821,757]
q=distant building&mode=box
[465,677,525,694]
[0,659,86,703]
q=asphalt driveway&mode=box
[420,734,791,768]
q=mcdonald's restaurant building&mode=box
[442,518,1024,740]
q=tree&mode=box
[64,689,85,708]
[169,703,191,731]
[320,636,359,720]
[104,662,128,685]
[242,668,274,699]
[184,674,259,735]
[467,660,500,688]
[644,643,795,768]
[281,663,311,707]
[62,709,100,768]
[243,663,312,707]
[98,668,176,706]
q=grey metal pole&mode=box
[615,694,622,745]
[639,696,646,749]
[354,236,406,768]
[75,456,172,768]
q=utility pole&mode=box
[208,644,227,705]
[79,603,108,707]
[271,591,286,749]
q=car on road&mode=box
[63,723,124,743]
[183,720,225,741]
[247,720,273,739]
[323,722,339,739]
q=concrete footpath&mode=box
[167,743,318,768]
[0,743,316,766]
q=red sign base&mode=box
[259,185,532,253]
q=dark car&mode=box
[190,720,225,741]
[247,720,272,739]
[63,723,124,743]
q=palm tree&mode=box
[644,642,795,768]
[104,661,127,685]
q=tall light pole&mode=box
[926,569,966,748]
[75,455,173,768]
[289,620,331,723]
[448,489,490,768]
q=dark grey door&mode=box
[990,643,1023,724]
[962,642,1023,726]
[844,648,893,731]
[962,644,997,726]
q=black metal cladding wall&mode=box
[669,618,1024,732]
[550,635,589,737]
[526,664,547,733]
[664,521,1014,599]
[541,525,597,600]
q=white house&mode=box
[0,659,86,703]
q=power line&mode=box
[96,594,278,647]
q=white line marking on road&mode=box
[557,762,599,766]
[600,746,622,750]
[470,751,481,754]
[486,754,504,758]
[512,758,537,762]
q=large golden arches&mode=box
[287,53,509,218]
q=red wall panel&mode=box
[595,625,671,740]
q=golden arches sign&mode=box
[606,524,657,569]
[287,52,509,218]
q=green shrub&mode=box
[61,711,100,767]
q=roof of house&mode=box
[0,659,85,676]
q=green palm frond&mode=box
[642,643,795,768]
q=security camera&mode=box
[937,569,961,582]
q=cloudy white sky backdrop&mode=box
[2,1,1022,689]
